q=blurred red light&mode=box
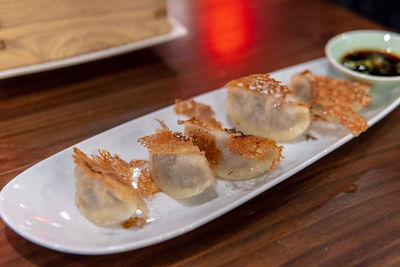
[202,0,255,62]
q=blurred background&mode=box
[333,0,400,32]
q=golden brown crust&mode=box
[178,117,211,129]
[130,160,160,197]
[138,120,201,155]
[181,118,283,167]
[74,148,160,198]
[226,133,283,168]
[121,217,147,229]
[174,98,222,129]
[299,70,370,136]
[301,70,370,106]
[226,74,292,99]
[72,148,145,204]
[180,118,221,165]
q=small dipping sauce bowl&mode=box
[325,30,400,89]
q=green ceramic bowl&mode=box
[325,30,400,89]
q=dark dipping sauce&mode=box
[342,50,400,76]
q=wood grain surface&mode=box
[1,0,400,266]
[0,0,169,71]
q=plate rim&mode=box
[0,16,187,80]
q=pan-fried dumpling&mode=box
[138,120,216,199]
[180,118,283,180]
[289,70,370,136]
[225,74,311,142]
[73,148,148,227]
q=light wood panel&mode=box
[0,0,169,70]
[0,0,164,27]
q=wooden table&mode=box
[1,0,399,265]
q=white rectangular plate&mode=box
[1,58,400,255]
[0,17,187,80]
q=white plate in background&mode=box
[1,58,400,255]
[0,17,187,80]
